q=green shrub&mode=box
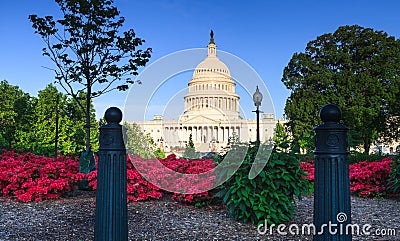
[348,151,385,164]
[388,155,400,195]
[215,143,309,225]
[183,134,200,159]
[296,152,314,163]
[153,148,166,159]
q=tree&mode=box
[29,0,152,152]
[124,122,157,159]
[153,148,166,159]
[62,91,99,154]
[183,134,199,159]
[282,25,400,153]
[0,80,34,150]
[273,121,291,151]
[17,84,97,156]
[18,84,66,156]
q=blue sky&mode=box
[1,0,400,120]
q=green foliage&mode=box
[348,129,364,151]
[388,156,400,194]
[124,122,158,159]
[188,133,195,148]
[284,121,314,155]
[29,0,152,151]
[348,151,385,164]
[215,144,309,225]
[183,134,200,159]
[273,122,290,151]
[0,80,34,149]
[282,25,400,154]
[296,131,314,154]
[16,84,98,157]
[153,148,166,159]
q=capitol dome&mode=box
[136,30,279,154]
[191,31,233,83]
[182,30,240,121]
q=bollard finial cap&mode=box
[104,107,122,124]
[320,104,341,123]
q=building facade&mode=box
[135,33,280,154]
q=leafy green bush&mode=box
[388,155,400,195]
[348,151,384,164]
[153,148,166,159]
[215,143,309,225]
[296,152,314,163]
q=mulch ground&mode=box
[0,191,399,241]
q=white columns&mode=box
[218,127,223,142]
[224,127,228,143]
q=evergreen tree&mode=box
[0,80,34,150]
[282,25,400,153]
[124,122,157,159]
[19,84,65,156]
[183,134,199,159]
[273,122,291,151]
[18,84,97,156]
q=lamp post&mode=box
[252,86,263,144]
[54,94,59,161]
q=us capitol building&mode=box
[136,32,280,154]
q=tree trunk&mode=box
[364,139,370,154]
[85,84,91,152]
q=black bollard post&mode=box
[313,104,352,241]
[95,107,128,241]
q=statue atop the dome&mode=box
[210,30,215,44]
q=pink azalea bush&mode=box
[1,149,394,202]
[0,150,84,202]
[0,150,216,204]
[87,153,216,204]
[300,160,314,181]
[300,157,392,198]
[349,158,392,197]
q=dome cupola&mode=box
[191,30,232,82]
[182,31,240,121]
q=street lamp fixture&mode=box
[252,86,263,144]
[253,86,263,107]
